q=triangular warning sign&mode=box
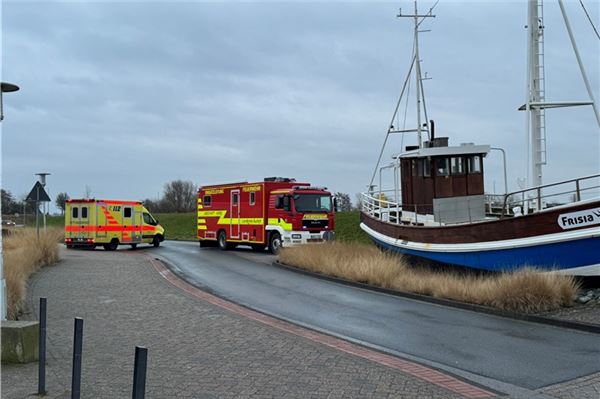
[26,181,51,202]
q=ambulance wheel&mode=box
[268,232,282,254]
[104,239,119,251]
[130,244,138,250]
[152,236,161,247]
[218,231,228,251]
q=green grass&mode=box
[154,212,196,240]
[21,211,371,243]
[23,215,64,228]
[334,211,372,245]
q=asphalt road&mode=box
[154,240,600,392]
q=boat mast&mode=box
[524,0,599,188]
[398,1,435,149]
[525,0,547,188]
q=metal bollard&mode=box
[132,346,148,399]
[38,297,47,395]
[71,318,84,399]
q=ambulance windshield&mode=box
[293,194,332,213]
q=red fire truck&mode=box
[197,177,335,253]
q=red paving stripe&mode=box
[150,258,497,399]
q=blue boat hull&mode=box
[364,228,600,274]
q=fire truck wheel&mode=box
[218,231,228,251]
[152,235,161,247]
[268,232,282,254]
[103,239,119,251]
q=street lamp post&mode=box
[1,81,21,320]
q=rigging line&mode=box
[417,0,439,28]
[369,55,417,188]
[579,0,600,40]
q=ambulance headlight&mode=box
[291,234,302,239]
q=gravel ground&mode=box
[537,300,600,326]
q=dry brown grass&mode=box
[280,242,579,314]
[3,227,62,319]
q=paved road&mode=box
[156,241,600,392]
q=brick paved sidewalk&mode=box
[2,249,469,398]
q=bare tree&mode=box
[163,180,196,212]
[354,193,363,211]
[334,192,352,212]
[55,192,69,215]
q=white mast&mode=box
[523,0,599,188]
[525,0,547,188]
[398,1,435,149]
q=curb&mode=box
[272,261,600,335]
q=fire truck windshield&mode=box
[293,194,332,213]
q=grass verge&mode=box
[279,242,579,314]
[3,228,63,319]
[19,211,371,243]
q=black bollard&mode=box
[38,297,47,395]
[132,346,148,399]
[71,318,84,399]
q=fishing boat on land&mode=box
[360,1,600,275]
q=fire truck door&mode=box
[230,190,240,239]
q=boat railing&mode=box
[500,174,600,216]
[361,192,478,226]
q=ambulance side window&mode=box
[203,196,211,207]
[250,192,256,206]
[72,207,79,219]
[124,207,132,218]
[81,207,88,219]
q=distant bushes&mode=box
[3,228,62,319]
[280,242,579,313]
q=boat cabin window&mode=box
[435,158,449,176]
[411,158,430,177]
[450,157,465,175]
[468,155,482,173]
[423,159,431,177]
[412,159,418,176]
[203,195,211,207]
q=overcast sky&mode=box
[1,0,599,212]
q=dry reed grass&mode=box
[3,227,62,319]
[280,242,579,313]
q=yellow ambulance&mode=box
[65,199,165,250]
